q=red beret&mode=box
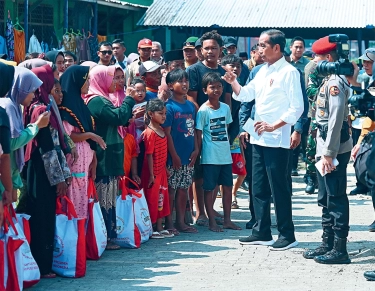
[312,36,337,55]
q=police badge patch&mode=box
[329,86,340,96]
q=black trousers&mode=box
[243,141,255,220]
[251,144,295,240]
[352,128,369,191]
[316,152,350,238]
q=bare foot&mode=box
[223,221,242,230]
[209,220,223,232]
[214,210,224,218]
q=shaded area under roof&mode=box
[138,0,375,29]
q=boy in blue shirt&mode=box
[196,72,241,232]
[162,69,199,234]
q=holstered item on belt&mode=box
[317,122,350,143]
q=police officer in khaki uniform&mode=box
[303,36,356,264]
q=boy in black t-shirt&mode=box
[186,30,232,110]
[186,30,232,226]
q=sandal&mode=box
[151,231,165,239]
[41,272,56,279]
[166,228,180,236]
[106,242,121,250]
[159,230,174,238]
[231,200,239,209]
[195,218,209,227]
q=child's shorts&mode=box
[231,153,247,176]
[202,164,233,191]
[167,165,194,190]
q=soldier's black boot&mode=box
[304,174,316,194]
[303,232,334,259]
[314,237,351,264]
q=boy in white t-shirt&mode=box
[196,72,241,232]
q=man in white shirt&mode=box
[223,29,304,251]
[112,39,128,70]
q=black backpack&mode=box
[354,132,374,187]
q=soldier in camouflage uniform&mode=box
[304,61,323,194]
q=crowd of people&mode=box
[1,27,375,281]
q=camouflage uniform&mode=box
[304,61,324,191]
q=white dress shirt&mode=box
[233,56,304,149]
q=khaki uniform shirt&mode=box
[315,74,353,158]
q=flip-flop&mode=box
[159,230,174,238]
[166,228,180,236]
[151,231,165,239]
[231,200,239,209]
[178,226,198,233]
[106,242,121,250]
[195,218,209,227]
[41,273,56,279]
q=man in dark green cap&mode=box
[183,37,199,68]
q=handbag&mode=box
[86,179,107,260]
[52,196,86,278]
[112,178,142,248]
[1,206,24,291]
[8,207,40,289]
[122,177,152,243]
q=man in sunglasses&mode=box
[97,41,113,66]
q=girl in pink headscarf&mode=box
[85,65,135,250]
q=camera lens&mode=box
[316,61,338,76]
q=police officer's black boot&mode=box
[304,174,316,194]
[303,232,334,259]
[314,237,351,264]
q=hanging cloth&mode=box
[87,36,99,63]
[97,34,107,43]
[5,18,15,61]
[13,29,25,64]
[0,36,8,55]
[40,41,49,53]
[76,36,91,62]
[28,34,42,53]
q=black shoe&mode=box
[304,175,316,194]
[349,186,369,195]
[303,232,334,259]
[291,169,299,176]
[240,180,249,191]
[239,235,274,246]
[245,219,256,229]
[314,237,351,264]
[364,270,375,281]
[270,238,298,251]
[369,220,375,232]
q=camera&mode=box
[348,88,375,120]
[316,34,354,77]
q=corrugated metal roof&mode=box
[138,0,375,28]
[102,0,149,9]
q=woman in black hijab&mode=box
[59,65,106,219]
[45,51,65,76]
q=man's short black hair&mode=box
[221,54,243,66]
[64,51,77,62]
[166,68,188,84]
[98,41,112,51]
[290,36,305,47]
[261,29,286,53]
[201,72,223,89]
[112,39,125,47]
[200,30,223,47]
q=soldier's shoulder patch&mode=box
[329,86,340,96]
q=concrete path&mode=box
[32,163,375,291]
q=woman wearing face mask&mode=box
[24,64,71,279]
[59,65,106,219]
[45,51,65,77]
[84,65,135,250]
[0,67,51,203]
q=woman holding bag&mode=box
[84,65,135,250]
[25,64,72,279]
[59,65,106,219]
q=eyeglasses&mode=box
[100,50,113,55]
